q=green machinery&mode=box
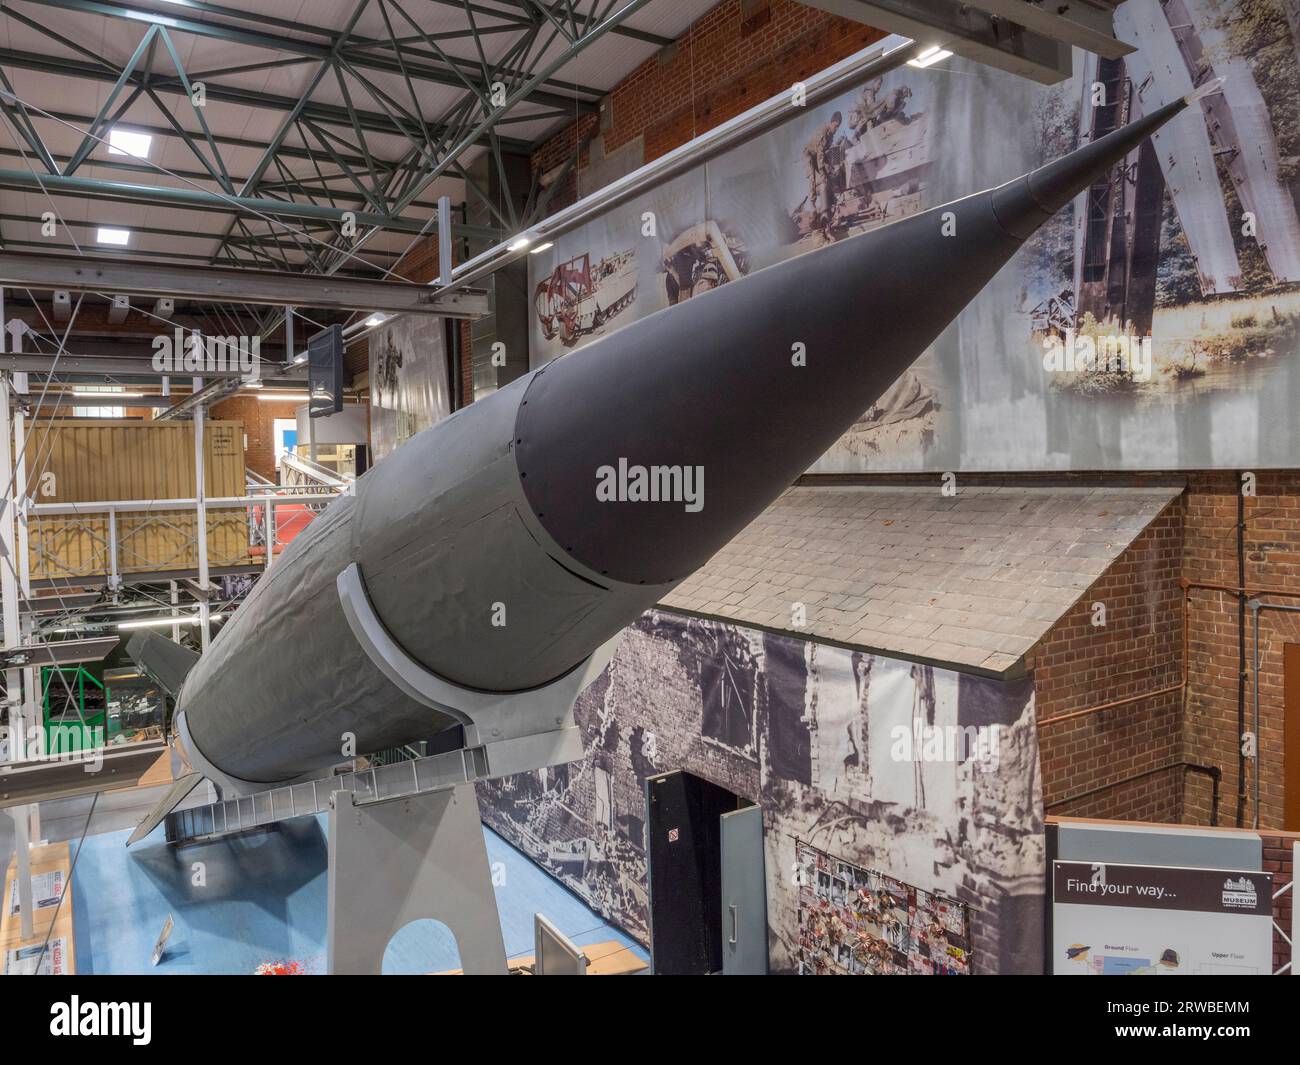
[41,666,109,753]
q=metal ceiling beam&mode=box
[0,211,404,261]
[398,0,652,208]
[0,46,535,150]
[966,1,1133,60]
[0,237,391,278]
[797,0,1075,84]
[11,0,603,110]
[0,167,495,238]
[0,154,457,219]
[425,0,672,46]
[0,250,489,314]
[154,376,242,420]
[0,352,300,377]
[20,108,380,172]
[215,0,648,287]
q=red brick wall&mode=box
[810,470,1300,833]
[1031,502,1187,823]
[532,0,886,208]
[1183,471,1300,830]
[209,394,302,481]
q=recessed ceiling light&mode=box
[530,242,554,254]
[364,313,389,327]
[507,236,531,252]
[96,227,131,246]
[907,46,953,69]
[108,128,152,158]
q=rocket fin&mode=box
[127,629,200,697]
[126,771,203,846]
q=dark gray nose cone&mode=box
[515,96,1190,587]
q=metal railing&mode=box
[24,485,348,584]
[280,450,353,493]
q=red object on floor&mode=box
[254,960,306,975]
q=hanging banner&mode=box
[368,315,449,463]
[1052,860,1274,975]
[529,0,1300,471]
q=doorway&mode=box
[644,769,767,974]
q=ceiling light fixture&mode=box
[907,45,953,69]
[117,613,225,631]
[108,128,153,158]
[96,227,131,246]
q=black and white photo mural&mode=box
[476,611,1045,973]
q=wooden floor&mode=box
[437,939,648,975]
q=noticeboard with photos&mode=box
[795,841,971,975]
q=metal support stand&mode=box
[152,561,619,973]
[326,782,507,975]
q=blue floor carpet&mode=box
[71,815,645,974]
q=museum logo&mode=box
[49,997,151,1045]
[1222,876,1259,909]
[889,722,1001,768]
[1041,328,1152,382]
[151,328,261,382]
[596,458,704,513]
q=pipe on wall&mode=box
[1237,482,1248,827]
[1045,762,1221,826]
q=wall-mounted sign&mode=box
[1052,860,1273,975]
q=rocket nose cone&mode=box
[515,97,1195,588]
[991,95,1190,241]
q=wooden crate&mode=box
[23,419,251,580]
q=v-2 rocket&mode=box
[129,91,1197,829]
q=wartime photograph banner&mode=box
[368,315,450,463]
[527,0,1300,471]
[477,610,1046,974]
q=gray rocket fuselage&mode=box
[175,97,1190,787]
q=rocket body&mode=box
[172,98,1189,788]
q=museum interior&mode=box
[0,0,1296,984]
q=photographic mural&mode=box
[368,314,449,463]
[477,610,1045,974]
[527,0,1300,471]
